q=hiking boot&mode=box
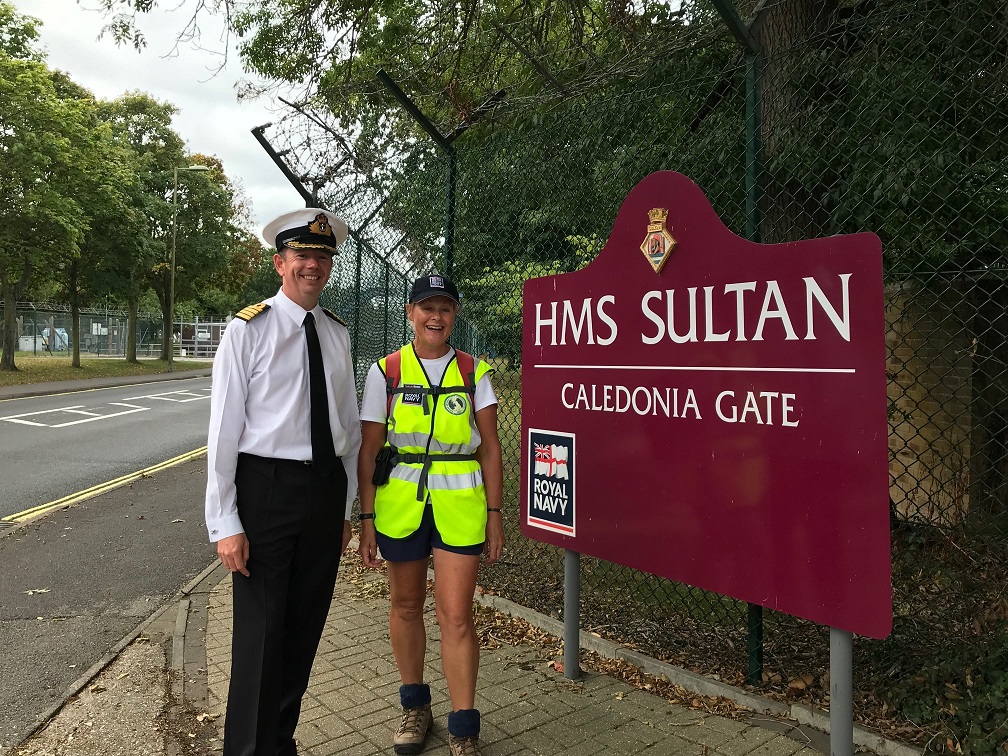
[448,734,481,756]
[393,703,432,755]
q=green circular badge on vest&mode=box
[444,394,467,415]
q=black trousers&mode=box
[224,453,348,756]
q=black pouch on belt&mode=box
[372,446,397,486]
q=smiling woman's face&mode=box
[407,295,458,358]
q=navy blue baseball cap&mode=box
[409,273,460,304]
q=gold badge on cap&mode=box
[640,207,676,274]
[308,213,334,237]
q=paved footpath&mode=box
[202,558,831,756]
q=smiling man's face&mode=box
[274,247,334,310]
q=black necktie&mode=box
[304,312,337,475]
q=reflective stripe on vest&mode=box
[373,345,493,546]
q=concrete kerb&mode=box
[0,558,221,756]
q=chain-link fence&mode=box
[0,303,229,360]
[261,1,1007,751]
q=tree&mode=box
[156,153,238,355]
[48,71,139,368]
[96,93,185,362]
[0,53,91,370]
[0,1,42,61]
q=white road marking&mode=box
[50,403,149,427]
[0,388,209,428]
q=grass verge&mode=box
[0,354,213,388]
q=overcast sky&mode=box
[17,0,305,237]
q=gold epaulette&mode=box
[322,308,346,326]
[235,302,270,322]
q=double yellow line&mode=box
[2,447,208,525]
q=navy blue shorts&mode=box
[376,499,484,562]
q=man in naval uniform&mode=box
[205,208,362,756]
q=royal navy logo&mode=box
[527,429,575,536]
[401,385,425,405]
[640,207,676,274]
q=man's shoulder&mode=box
[321,307,347,327]
[235,302,271,322]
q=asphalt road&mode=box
[0,377,212,520]
[0,373,218,750]
[0,456,217,750]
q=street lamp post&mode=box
[168,164,210,372]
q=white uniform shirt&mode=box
[360,348,498,448]
[205,288,362,541]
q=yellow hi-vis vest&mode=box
[373,345,494,546]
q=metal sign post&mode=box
[564,550,581,680]
[831,628,854,756]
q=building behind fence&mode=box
[1,303,229,361]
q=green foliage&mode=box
[0,0,43,60]
[238,247,281,306]
[772,1,1008,276]
[0,53,92,367]
[887,631,1008,755]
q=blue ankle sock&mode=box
[447,709,480,738]
[400,683,431,709]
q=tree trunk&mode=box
[158,265,170,361]
[969,279,1008,518]
[126,291,139,363]
[70,259,81,368]
[0,274,17,371]
[0,258,30,371]
[754,0,838,244]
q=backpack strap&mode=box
[383,349,403,418]
[454,349,477,396]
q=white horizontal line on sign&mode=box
[534,364,856,374]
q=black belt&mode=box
[239,452,341,468]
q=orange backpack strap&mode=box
[454,349,477,395]
[383,349,403,418]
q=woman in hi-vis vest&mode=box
[358,273,504,756]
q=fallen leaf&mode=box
[788,674,814,690]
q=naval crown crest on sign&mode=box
[640,207,676,274]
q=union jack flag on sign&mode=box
[534,443,569,479]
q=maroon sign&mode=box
[520,171,892,639]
